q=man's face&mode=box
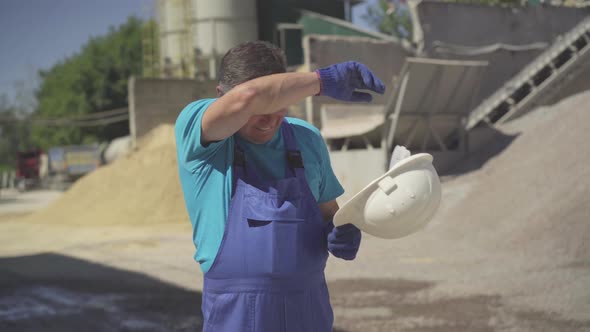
[237,109,288,144]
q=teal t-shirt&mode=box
[175,99,344,273]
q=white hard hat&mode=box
[333,153,441,239]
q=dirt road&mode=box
[0,189,62,215]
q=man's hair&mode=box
[218,41,287,92]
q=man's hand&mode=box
[326,222,362,260]
[316,61,386,102]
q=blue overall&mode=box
[202,121,333,332]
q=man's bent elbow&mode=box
[227,85,258,116]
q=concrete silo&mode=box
[157,0,191,78]
[189,0,258,79]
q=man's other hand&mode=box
[316,61,386,102]
[326,222,362,260]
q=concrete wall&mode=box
[128,77,217,145]
[412,0,589,106]
[304,34,413,128]
[330,148,386,204]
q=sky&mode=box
[0,0,155,105]
[0,0,376,105]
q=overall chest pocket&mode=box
[242,193,306,275]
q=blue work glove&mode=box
[326,221,362,260]
[316,61,386,102]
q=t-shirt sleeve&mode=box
[174,98,225,172]
[317,134,345,203]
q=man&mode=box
[175,41,385,331]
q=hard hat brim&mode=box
[333,153,441,239]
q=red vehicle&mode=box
[15,149,42,191]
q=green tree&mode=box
[142,19,160,78]
[0,95,33,170]
[33,16,144,149]
[364,0,524,40]
[443,0,523,4]
[364,0,413,40]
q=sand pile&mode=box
[25,125,188,225]
[438,90,590,263]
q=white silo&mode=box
[157,0,191,77]
[189,0,259,79]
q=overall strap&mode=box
[280,120,306,179]
[232,137,267,193]
[232,140,246,195]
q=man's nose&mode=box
[261,113,281,123]
[258,115,273,124]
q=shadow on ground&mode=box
[443,129,519,177]
[329,278,590,332]
[0,253,202,332]
[3,256,588,331]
